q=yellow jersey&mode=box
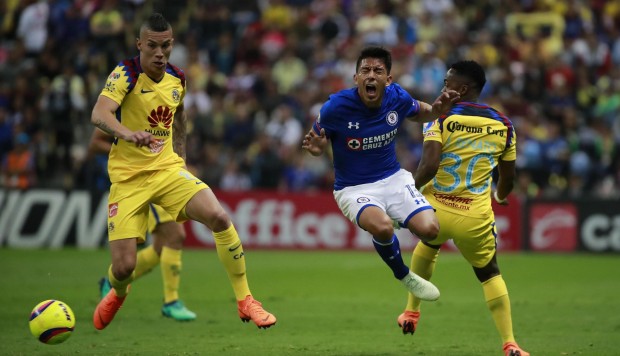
[100,57,186,183]
[421,101,517,218]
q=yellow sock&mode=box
[406,242,439,311]
[483,275,515,343]
[134,245,160,279]
[160,246,182,303]
[108,265,134,297]
[213,224,251,301]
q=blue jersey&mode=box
[313,83,420,190]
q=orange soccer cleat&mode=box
[93,288,127,330]
[397,310,420,335]
[503,342,530,356]
[237,295,276,329]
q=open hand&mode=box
[432,89,460,115]
[302,128,327,156]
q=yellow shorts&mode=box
[107,166,207,242]
[148,204,174,233]
[427,209,497,268]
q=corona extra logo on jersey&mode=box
[147,106,173,130]
[386,111,398,126]
[172,89,181,103]
[446,120,483,134]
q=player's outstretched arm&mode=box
[302,128,328,156]
[493,158,516,205]
[410,90,460,123]
[91,95,154,147]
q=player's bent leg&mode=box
[360,207,440,301]
[94,239,137,330]
[184,189,276,328]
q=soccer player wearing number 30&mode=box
[91,13,275,330]
[302,47,460,311]
[399,60,529,356]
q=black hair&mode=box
[356,46,392,74]
[141,13,171,33]
[450,60,486,93]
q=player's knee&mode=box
[474,256,500,282]
[370,223,394,241]
[415,219,439,242]
[112,262,135,281]
[170,228,186,243]
[208,210,231,232]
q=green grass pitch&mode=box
[0,248,618,355]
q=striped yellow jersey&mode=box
[421,102,517,217]
[99,56,186,183]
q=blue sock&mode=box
[372,235,410,280]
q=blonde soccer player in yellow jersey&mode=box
[89,128,197,321]
[91,13,275,330]
[399,60,529,356]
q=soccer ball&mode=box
[29,300,75,344]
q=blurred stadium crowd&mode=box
[1,0,619,199]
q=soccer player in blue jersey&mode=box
[91,13,275,330]
[302,46,460,304]
[398,60,529,356]
[89,128,197,321]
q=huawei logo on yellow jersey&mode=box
[148,106,173,129]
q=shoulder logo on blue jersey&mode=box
[386,111,398,126]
